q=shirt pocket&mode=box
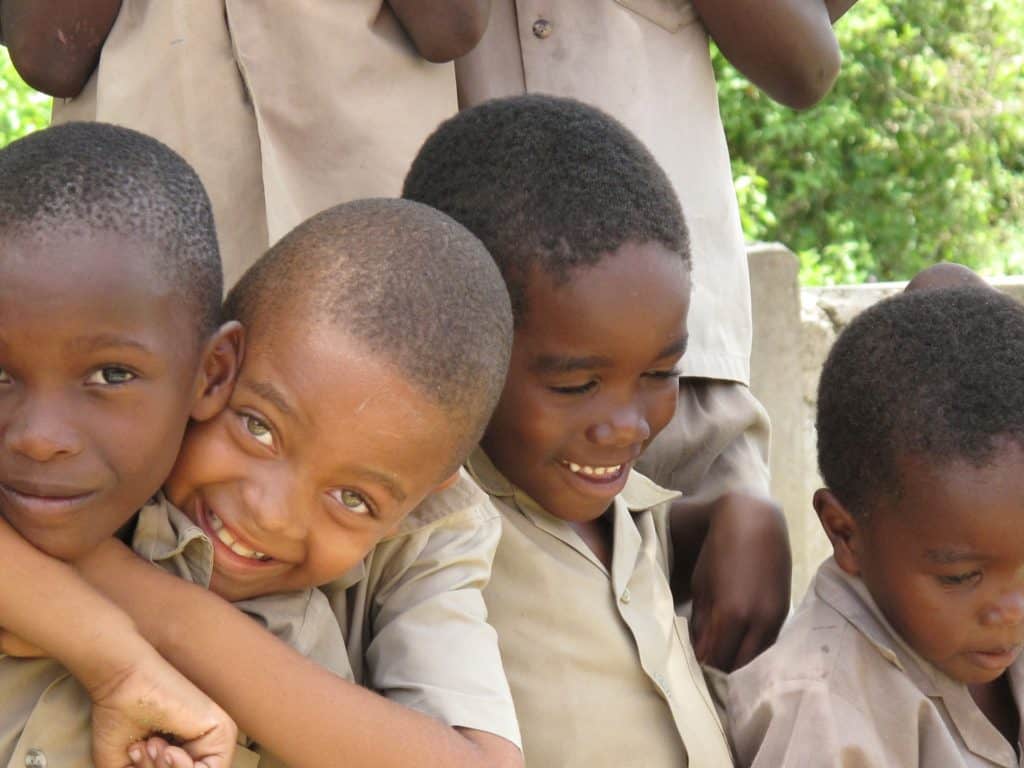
[613,0,699,32]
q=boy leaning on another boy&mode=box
[0,122,522,768]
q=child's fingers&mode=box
[127,738,160,768]
[160,745,197,768]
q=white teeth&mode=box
[563,461,624,478]
[208,510,269,561]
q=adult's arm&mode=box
[0,0,121,97]
[388,0,491,62]
[78,538,523,768]
[669,492,791,671]
[692,0,860,110]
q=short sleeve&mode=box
[361,495,521,748]
[728,676,888,768]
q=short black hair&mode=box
[402,94,688,321]
[817,287,1024,515]
[225,198,512,467]
[0,122,222,336]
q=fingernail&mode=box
[147,743,159,760]
[164,753,174,767]
[128,748,142,762]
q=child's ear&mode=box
[813,488,864,577]
[190,321,244,421]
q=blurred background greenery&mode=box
[3,0,1022,285]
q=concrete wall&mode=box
[747,245,1024,601]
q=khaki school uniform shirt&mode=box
[467,448,733,767]
[52,0,459,286]
[727,557,1024,767]
[0,496,350,768]
[456,0,752,384]
[322,467,521,748]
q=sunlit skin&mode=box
[164,314,462,602]
[0,230,228,560]
[819,443,1024,740]
[480,241,689,560]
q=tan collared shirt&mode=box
[322,467,521,748]
[727,557,1024,767]
[0,496,350,768]
[467,448,733,767]
[52,0,459,287]
[456,0,752,384]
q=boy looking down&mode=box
[404,93,791,767]
[728,286,1024,767]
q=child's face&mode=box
[833,443,1024,685]
[0,231,209,559]
[163,315,460,602]
[481,241,689,523]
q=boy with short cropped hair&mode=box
[728,286,1024,767]
[0,121,241,767]
[10,196,522,768]
[403,93,792,767]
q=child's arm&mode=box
[692,0,859,110]
[669,492,791,671]
[387,0,490,62]
[0,517,237,768]
[77,537,523,768]
[0,0,121,96]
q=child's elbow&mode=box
[414,10,489,62]
[772,47,842,111]
[6,41,93,98]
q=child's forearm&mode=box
[388,0,490,62]
[0,0,121,97]
[693,0,855,110]
[0,515,150,689]
[77,539,522,768]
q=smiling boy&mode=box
[404,94,791,767]
[48,198,524,768]
[0,121,240,767]
[728,287,1024,767]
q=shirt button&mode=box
[532,19,553,39]
[620,588,632,604]
[25,749,47,768]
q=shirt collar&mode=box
[132,494,215,587]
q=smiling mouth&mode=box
[206,509,272,562]
[561,460,626,481]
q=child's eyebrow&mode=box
[924,548,985,564]
[348,467,407,503]
[530,355,613,374]
[241,379,297,420]
[68,333,153,354]
[659,335,689,360]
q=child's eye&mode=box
[241,413,275,448]
[329,488,371,516]
[938,571,982,587]
[550,381,597,395]
[86,367,137,385]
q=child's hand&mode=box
[88,646,237,768]
[0,627,47,658]
[689,492,791,671]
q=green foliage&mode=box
[1,48,50,148]
[716,0,1024,284]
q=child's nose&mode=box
[981,589,1024,627]
[3,396,82,462]
[239,479,308,541]
[587,403,651,448]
